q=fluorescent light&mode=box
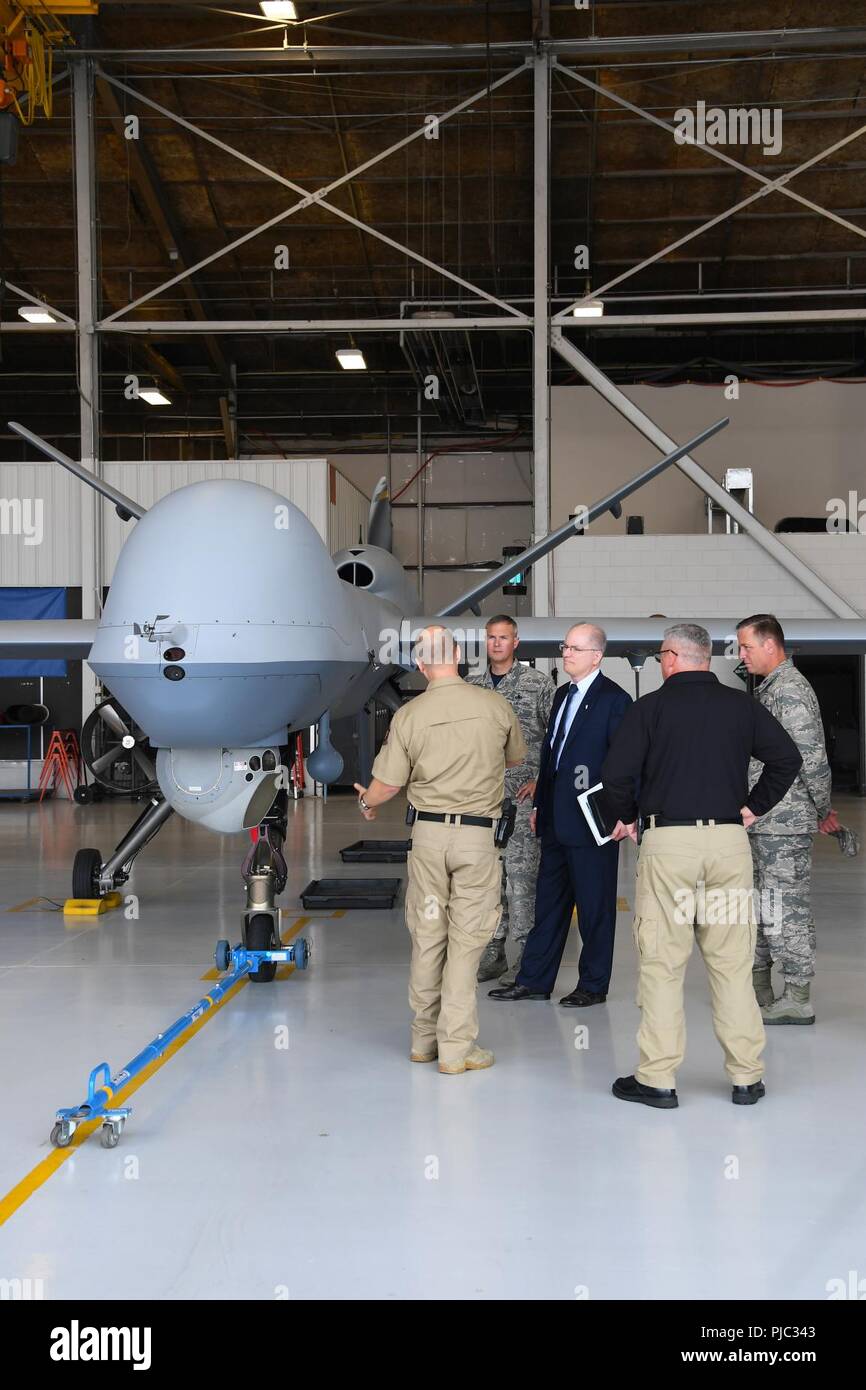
[18,305,56,323]
[260,1,298,17]
[336,348,367,371]
[139,388,172,406]
[571,299,604,319]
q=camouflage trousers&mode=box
[750,833,816,985]
[491,800,540,947]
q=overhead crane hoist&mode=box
[0,0,91,133]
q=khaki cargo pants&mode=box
[406,819,502,1067]
[632,822,765,1089]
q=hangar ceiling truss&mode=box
[97,63,532,331]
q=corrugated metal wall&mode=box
[0,462,82,584]
[0,457,364,585]
[329,465,370,554]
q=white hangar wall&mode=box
[553,533,866,624]
[551,532,866,696]
[550,380,866,537]
[550,381,866,703]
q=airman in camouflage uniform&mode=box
[468,616,555,985]
[738,615,834,1025]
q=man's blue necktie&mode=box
[549,682,579,773]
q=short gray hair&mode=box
[664,622,711,663]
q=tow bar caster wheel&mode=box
[50,1122,73,1149]
[100,1123,120,1150]
[293,938,309,971]
[214,939,232,973]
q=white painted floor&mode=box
[0,790,864,1301]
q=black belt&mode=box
[646,816,742,828]
[416,811,494,828]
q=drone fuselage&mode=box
[88,477,403,750]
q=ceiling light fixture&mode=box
[571,299,605,319]
[336,349,367,371]
[139,388,172,406]
[260,1,298,18]
[18,305,56,323]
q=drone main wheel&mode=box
[247,914,277,984]
[72,848,103,900]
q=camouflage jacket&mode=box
[468,661,555,797]
[748,659,832,835]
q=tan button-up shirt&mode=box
[371,674,527,817]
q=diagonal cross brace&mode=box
[437,415,730,617]
[553,62,866,317]
[1,278,76,326]
[98,65,531,327]
[550,328,860,620]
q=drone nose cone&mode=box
[89,479,363,747]
[104,479,347,627]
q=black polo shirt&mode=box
[600,670,802,824]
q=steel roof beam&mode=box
[554,62,866,319]
[63,29,866,63]
[98,65,531,327]
[95,73,232,388]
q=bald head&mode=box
[561,622,606,683]
[413,624,462,680]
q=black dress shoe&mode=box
[732,1081,766,1106]
[487,984,550,1001]
[612,1074,678,1109]
[559,988,607,1008]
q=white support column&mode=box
[532,51,551,661]
[73,60,101,728]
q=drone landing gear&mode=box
[70,793,175,901]
[239,789,289,984]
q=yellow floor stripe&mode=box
[0,917,308,1228]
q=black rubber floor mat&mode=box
[300,877,402,909]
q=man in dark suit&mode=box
[489,623,632,1006]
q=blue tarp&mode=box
[0,587,67,677]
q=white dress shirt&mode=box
[549,668,601,768]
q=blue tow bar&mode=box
[49,936,310,1150]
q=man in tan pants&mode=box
[601,623,802,1109]
[632,822,763,1094]
[353,625,527,1073]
